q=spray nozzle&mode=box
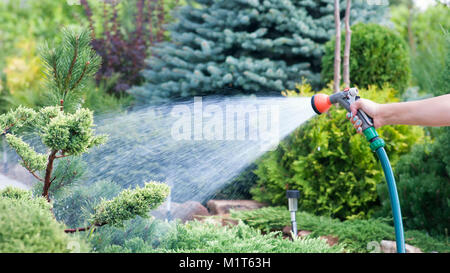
[310,93,332,115]
[311,88,374,131]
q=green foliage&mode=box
[91,217,171,253]
[1,106,107,170]
[429,30,450,97]
[391,4,450,97]
[41,27,101,111]
[0,105,36,134]
[231,207,449,253]
[213,163,258,200]
[91,182,170,227]
[252,84,424,219]
[0,0,85,113]
[0,0,84,67]
[0,187,89,253]
[378,127,450,236]
[321,23,411,93]
[153,220,343,253]
[42,108,107,155]
[53,180,122,228]
[5,134,47,171]
[130,0,386,102]
[81,79,133,114]
[1,186,50,211]
[39,157,87,197]
[1,28,106,201]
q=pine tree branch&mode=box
[64,222,106,233]
[15,151,45,182]
[70,62,89,92]
[23,162,44,182]
[52,58,61,90]
[63,36,79,98]
[49,161,75,194]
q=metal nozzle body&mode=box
[328,89,374,131]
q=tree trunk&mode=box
[343,0,352,88]
[333,0,341,93]
[42,150,58,202]
[407,1,416,56]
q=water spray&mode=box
[311,88,406,253]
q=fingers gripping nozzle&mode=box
[311,88,374,131]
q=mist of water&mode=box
[0,95,316,221]
[82,96,315,207]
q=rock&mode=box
[219,214,240,227]
[152,200,210,223]
[298,230,312,237]
[320,235,339,246]
[380,240,423,253]
[282,225,292,236]
[282,226,312,239]
[206,200,266,215]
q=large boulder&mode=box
[206,200,266,215]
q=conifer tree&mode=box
[0,28,170,233]
[129,0,386,102]
[0,28,105,202]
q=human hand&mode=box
[345,98,382,135]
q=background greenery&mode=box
[0,0,448,253]
[231,206,449,253]
[251,84,424,220]
[321,23,411,94]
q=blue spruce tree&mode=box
[130,0,386,102]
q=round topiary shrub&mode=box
[0,187,89,253]
[251,84,424,220]
[321,23,411,93]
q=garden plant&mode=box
[0,28,169,250]
[0,0,448,256]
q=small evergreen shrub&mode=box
[91,182,170,228]
[91,216,171,253]
[155,220,343,253]
[231,207,449,253]
[321,23,411,93]
[252,84,424,219]
[52,179,122,229]
[378,127,450,236]
[0,187,89,253]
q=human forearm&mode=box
[378,94,450,127]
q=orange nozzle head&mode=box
[311,94,331,114]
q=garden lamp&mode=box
[286,190,300,238]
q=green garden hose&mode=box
[311,88,406,253]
